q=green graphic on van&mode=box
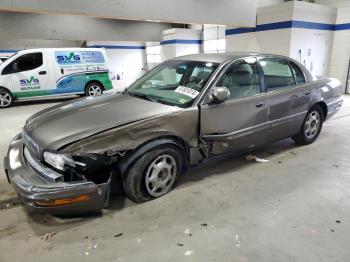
[56,52,81,64]
[19,76,40,87]
[55,51,105,65]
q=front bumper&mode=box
[4,138,110,215]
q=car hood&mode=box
[23,93,180,151]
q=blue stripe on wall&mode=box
[160,39,203,45]
[226,20,349,36]
[0,49,18,53]
[88,45,145,49]
[335,23,350,31]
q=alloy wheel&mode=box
[0,91,12,108]
[304,111,321,139]
[87,85,102,96]
[145,154,177,197]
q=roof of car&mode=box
[172,52,288,64]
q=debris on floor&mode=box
[85,241,98,256]
[40,232,57,241]
[234,234,241,247]
[0,198,22,211]
[137,238,142,243]
[185,250,194,256]
[245,155,269,163]
[336,220,341,223]
[176,243,184,247]
[331,229,335,232]
[200,223,208,227]
[114,233,123,238]
[290,151,297,156]
[184,228,192,236]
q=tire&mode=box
[292,105,324,145]
[124,145,184,203]
[0,88,14,108]
[85,82,103,97]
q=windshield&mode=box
[127,60,219,107]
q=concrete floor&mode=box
[1,96,350,262]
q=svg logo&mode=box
[20,76,40,86]
[56,52,81,64]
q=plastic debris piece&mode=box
[200,223,208,227]
[331,229,335,232]
[184,228,192,236]
[185,250,194,256]
[114,233,123,238]
[177,243,184,246]
[40,232,56,241]
[245,155,269,163]
[336,220,341,223]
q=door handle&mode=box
[39,71,47,75]
[255,102,265,108]
[61,69,64,74]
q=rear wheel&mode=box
[124,145,184,203]
[0,88,14,108]
[292,105,324,145]
[85,82,103,97]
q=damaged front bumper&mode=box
[3,138,111,215]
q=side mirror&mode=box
[210,86,230,103]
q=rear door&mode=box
[200,57,269,155]
[7,51,49,99]
[259,57,312,141]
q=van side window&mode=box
[260,58,295,91]
[2,52,43,75]
[289,62,306,85]
[215,58,261,99]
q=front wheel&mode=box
[85,82,103,97]
[0,88,14,108]
[124,145,184,203]
[292,105,324,145]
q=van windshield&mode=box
[127,60,219,107]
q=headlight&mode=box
[43,151,86,171]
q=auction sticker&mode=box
[174,86,199,98]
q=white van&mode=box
[0,48,113,108]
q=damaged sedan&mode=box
[4,52,343,214]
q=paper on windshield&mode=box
[174,86,200,99]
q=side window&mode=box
[2,53,43,75]
[215,58,261,99]
[260,58,295,91]
[290,62,306,85]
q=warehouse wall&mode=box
[161,29,202,61]
[0,12,172,42]
[226,1,346,84]
[329,5,350,93]
[0,39,83,56]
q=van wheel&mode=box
[0,88,14,108]
[85,82,103,97]
[124,145,184,203]
[292,105,324,145]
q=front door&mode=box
[8,52,49,99]
[200,57,269,155]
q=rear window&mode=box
[290,62,306,85]
[260,59,295,91]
